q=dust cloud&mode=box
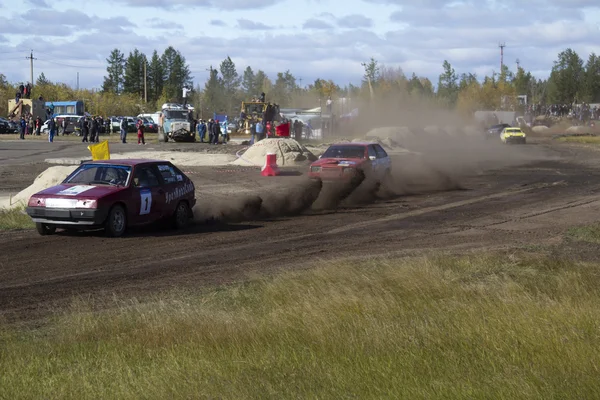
[192,90,551,224]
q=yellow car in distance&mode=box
[500,127,526,144]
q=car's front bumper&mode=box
[26,207,108,226]
[504,136,526,144]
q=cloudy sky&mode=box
[0,0,599,90]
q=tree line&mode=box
[0,47,598,119]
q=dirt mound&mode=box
[565,126,593,134]
[231,139,317,167]
[0,166,77,209]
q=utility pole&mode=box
[26,50,36,86]
[76,72,79,91]
[516,58,520,70]
[499,42,506,72]
[143,61,147,103]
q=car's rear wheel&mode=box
[173,201,192,229]
[36,223,56,236]
[105,204,127,237]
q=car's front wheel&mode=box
[36,223,56,236]
[173,201,192,229]
[105,204,127,237]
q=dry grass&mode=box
[0,206,34,230]
[567,223,600,243]
[557,135,600,145]
[1,253,600,399]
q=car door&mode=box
[374,144,391,178]
[155,163,185,216]
[130,165,166,224]
[367,145,379,176]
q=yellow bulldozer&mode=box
[239,100,267,134]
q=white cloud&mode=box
[0,0,599,90]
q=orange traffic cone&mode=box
[261,152,280,176]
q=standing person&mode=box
[81,117,89,142]
[250,121,256,145]
[221,117,229,144]
[137,118,146,145]
[158,112,164,137]
[35,116,42,135]
[48,117,56,143]
[265,121,272,138]
[212,119,221,144]
[198,119,207,143]
[61,117,67,136]
[255,120,263,142]
[207,119,214,144]
[90,117,98,143]
[19,117,26,139]
[120,118,128,143]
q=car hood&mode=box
[34,184,126,199]
[312,158,365,167]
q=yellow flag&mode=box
[87,140,110,160]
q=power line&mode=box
[36,58,102,69]
[33,49,102,62]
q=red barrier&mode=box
[276,122,290,137]
[261,152,280,176]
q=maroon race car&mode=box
[26,159,196,237]
[308,142,392,182]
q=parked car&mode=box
[0,117,14,134]
[26,159,196,237]
[0,118,19,133]
[141,117,158,133]
[41,115,82,135]
[308,142,392,183]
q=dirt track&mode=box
[2,139,600,323]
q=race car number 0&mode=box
[140,189,152,215]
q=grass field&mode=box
[567,223,600,243]
[2,252,600,399]
[556,135,600,145]
[0,206,34,230]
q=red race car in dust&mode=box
[308,142,392,182]
[26,159,196,237]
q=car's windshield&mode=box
[322,146,365,159]
[164,110,188,119]
[64,164,131,186]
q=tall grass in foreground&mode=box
[0,206,34,230]
[2,254,600,399]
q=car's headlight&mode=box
[310,166,321,173]
[28,197,46,207]
[76,199,97,208]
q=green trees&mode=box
[547,48,584,104]
[2,45,598,120]
[101,46,192,108]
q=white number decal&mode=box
[140,189,152,215]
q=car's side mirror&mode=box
[369,156,376,161]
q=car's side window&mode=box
[367,146,377,159]
[375,145,388,158]
[133,166,160,188]
[156,164,180,184]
